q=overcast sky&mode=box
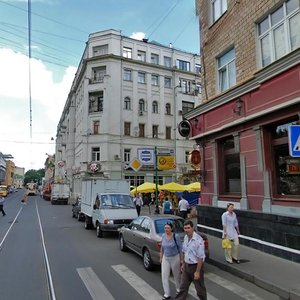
[0,0,199,172]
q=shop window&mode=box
[219,136,241,194]
[271,120,300,196]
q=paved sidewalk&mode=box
[141,205,300,300]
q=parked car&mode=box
[72,200,84,221]
[119,215,209,271]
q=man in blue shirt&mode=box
[175,220,207,300]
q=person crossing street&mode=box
[0,196,6,216]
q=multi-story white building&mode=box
[55,29,201,197]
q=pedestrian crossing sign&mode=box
[288,125,300,157]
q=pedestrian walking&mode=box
[178,196,189,219]
[133,193,143,216]
[0,196,6,216]
[175,220,207,300]
[162,198,172,214]
[221,203,240,264]
[160,222,183,300]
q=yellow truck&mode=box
[0,185,8,197]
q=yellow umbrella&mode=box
[130,182,160,195]
[184,182,201,192]
[159,182,187,192]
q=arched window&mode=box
[139,99,145,112]
[124,97,131,110]
[165,103,171,115]
[152,101,158,113]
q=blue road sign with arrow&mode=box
[288,125,300,157]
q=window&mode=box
[92,147,100,161]
[165,103,171,115]
[141,218,151,233]
[219,136,241,194]
[182,101,195,115]
[270,119,300,196]
[125,175,144,187]
[258,0,300,67]
[185,151,190,163]
[166,127,171,140]
[139,99,145,112]
[124,148,131,162]
[139,123,145,137]
[124,97,131,110]
[137,50,146,62]
[93,45,108,56]
[89,92,103,113]
[176,59,190,71]
[180,79,191,94]
[123,69,132,81]
[151,53,159,64]
[152,101,158,113]
[218,48,236,92]
[152,125,159,138]
[123,47,132,58]
[91,66,106,83]
[164,56,171,67]
[93,121,100,134]
[164,77,171,88]
[195,64,201,73]
[211,0,227,23]
[138,72,146,84]
[151,74,159,86]
[124,122,131,136]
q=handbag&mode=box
[222,238,232,249]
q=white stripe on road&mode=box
[0,206,23,250]
[112,264,162,300]
[206,273,264,300]
[169,276,218,300]
[77,267,114,300]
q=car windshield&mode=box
[100,194,134,209]
[154,219,184,234]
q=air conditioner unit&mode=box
[114,155,120,160]
[178,110,183,115]
[139,111,143,116]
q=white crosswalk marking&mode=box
[112,264,162,300]
[77,267,114,300]
[169,276,218,300]
[206,273,264,300]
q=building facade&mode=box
[56,29,201,198]
[187,0,300,216]
[14,166,25,188]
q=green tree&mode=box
[24,169,45,186]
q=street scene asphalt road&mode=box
[0,191,287,300]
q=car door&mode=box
[123,217,144,251]
[134,217,152,256]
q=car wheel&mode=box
[143,248,154,271]
[96,223,104,238]
[77,213,81,221]
[72,212,76,218]
[84,218,92,230]
[119,235,127,251]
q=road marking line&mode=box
[77,267,114,300]
[169,276,218,300]
[112,264,162,300]
[206,273,263,300]
[0,206,23,250]
[35,200,57,300]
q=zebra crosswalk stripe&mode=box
[112,264,162,300]
[206,273,264,300]
[77,267,114,300]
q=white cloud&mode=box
[130,32,146,41]
[0,48,76,171]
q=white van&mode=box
[81,178,137,237]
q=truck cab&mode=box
[92,193,137,237]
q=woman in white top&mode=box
[221,203,240,264]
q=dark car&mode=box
[119,215,209,271]
[72,200,84,221]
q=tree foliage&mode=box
[24,169,45,186]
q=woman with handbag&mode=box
[160,222,183,300]
[222,203,240,264]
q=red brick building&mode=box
[188,0,300,216]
